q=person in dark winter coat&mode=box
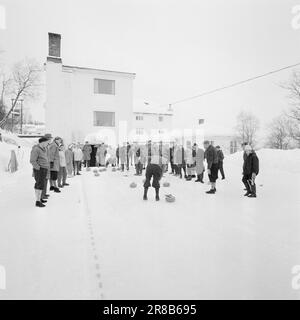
[133,143,143,175]
[216,146,225,180]
[116,145,120,167]
[242,145,259,198]
[204,141,219,194]
[169,143,175,174]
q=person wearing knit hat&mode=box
[30,137,50,207]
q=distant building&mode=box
[204,134,239,154]
[131,100,173,142]
[45,33,135,145]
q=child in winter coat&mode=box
[242,145,259,198]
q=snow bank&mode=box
[0,130,33,175]
[228,148,300,174]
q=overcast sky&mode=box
[1,0,300,136]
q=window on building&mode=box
[93,111,115,127]
[136,115,143,121]
[158,116,164,122]
[94,79,115,95]
[136,128,144,135]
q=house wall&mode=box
[132,113,173,141]
[45,60,134,145]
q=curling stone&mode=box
[163,182,170,187]
[130,182,137,188]
[165,194,175,203]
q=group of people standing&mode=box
[30,134,73,207]
[30,133,259,207]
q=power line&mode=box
[167,61,300,107]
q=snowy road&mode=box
[0,151,300,299]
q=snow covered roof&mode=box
[133,99,173,116]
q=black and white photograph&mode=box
[0,0,300,306]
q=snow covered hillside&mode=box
[0,130,34,188]
[0,147,299,299]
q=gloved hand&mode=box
[50,162,54,169]
[207,169,211,175]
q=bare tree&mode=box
[281,70,300,144]
[0,59,43,128]
[234,111,260,146]
[265,115,292,149]
[0,66,11,122]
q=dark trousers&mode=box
[83,160,90,168]
[144,164,162,189]
[135,162,143,175]
[33,168,48,190]
[74,161,81,174]
[242,175,256,195]
[218,161,225,179]
[42,178,48,198]
[178,163,186,178]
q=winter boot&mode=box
[50,186,55,191]
[54,187,61,193]
[195,174,201,182]
[206,188,216,194]
[63,183,70,186]
[248,193,257,198]
[35,201,45,208]
[155,188,160,201]
[244,191,251,196]
[248,183,256,197]
[40,199,47,204]
[143,187,148,201]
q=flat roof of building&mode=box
[133,99,173,116]
[62,64,136,76]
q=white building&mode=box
[131,99,173,142]
[45,33,135,145]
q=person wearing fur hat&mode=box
[242,145,259,198]
[203,140,219,194]
[49,136,62,193]
[30,137,50,207]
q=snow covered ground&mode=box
[0,146,299,299]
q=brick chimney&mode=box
[47,33,62,63]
